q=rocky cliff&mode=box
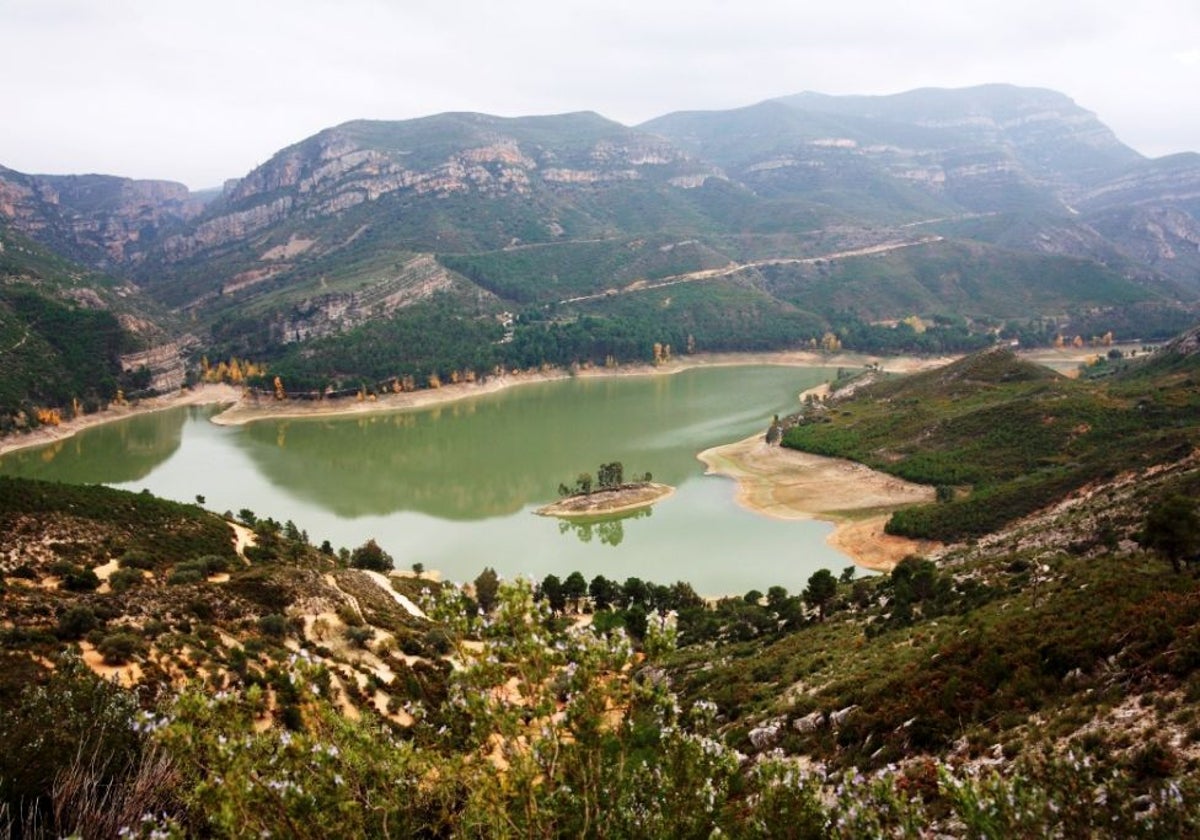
[0,166,208,266]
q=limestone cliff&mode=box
[0,166,208,265]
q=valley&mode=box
[2,81,1200,837]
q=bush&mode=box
[108,567,145,594]
[258,614,288,638]
[56,606,99,640]
[97,632,143,665]
[51,562,100,592]
[167,568,205,586]
[118,550,156,570]
[345,626,375,648]
[0,657,149,834]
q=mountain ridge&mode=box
[0,83,1197,419]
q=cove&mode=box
[0,366,855,595]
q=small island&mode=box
[536,461,675,519]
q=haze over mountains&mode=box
[1,84,1198,403]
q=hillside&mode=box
[0,224,191,430]
[781,342,1200,541]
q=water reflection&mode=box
[556,506,653,547]
[0,408,186,484]
[231,368,828,521]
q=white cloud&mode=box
[1,0,1198,186]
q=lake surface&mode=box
[0,366,857,595]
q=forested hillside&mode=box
[0,226,162,430]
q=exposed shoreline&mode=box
[0,346,1099,574]
[698,433,940,572]
[535,483,675,519]
[206,349,956,428]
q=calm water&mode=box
[0,367,856,594]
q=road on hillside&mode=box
[555,235,944,305]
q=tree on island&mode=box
[597,461,624,490]
[559,462,656,498]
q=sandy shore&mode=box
[698,434,939,571]
[0,384,244,458]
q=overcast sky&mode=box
[2,0,1198,189]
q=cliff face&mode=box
[119,336,196,393]
[0,167,207,265]
[156,117,715,263]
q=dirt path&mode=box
[228,521,257,559]
[558,236,944,305]
[698,434,939,571]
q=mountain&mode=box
[643,84,1200,288]
[0,85,1197,408]
[0,165,209,267]
[0,222,193,426]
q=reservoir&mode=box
[0,366,854,595]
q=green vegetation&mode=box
[4,414,1200,835]
[440,235,729,304]
[0,476,236,562]
[0,225,166,428]
[782,344,1200,540]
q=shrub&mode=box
[167,568,205,586]
[345,626,375,648]
[97,632,143,665]
[51,562,101,592]
[108,567,145,594]
[258,614,288,638]
[56,606,99,640]
[118,550,156,570]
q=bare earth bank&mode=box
[697,434,939,572]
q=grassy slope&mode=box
[782,345,1200,540]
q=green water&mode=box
[0,366,856,594]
